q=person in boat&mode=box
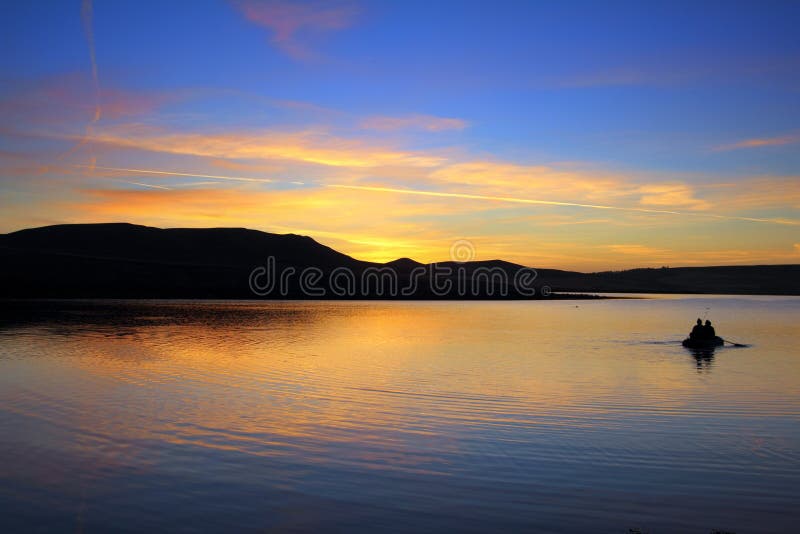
[702,320,716,339]
[689,318,704,340]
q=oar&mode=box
[722,338,748,347]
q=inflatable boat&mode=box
[682,336,724,349]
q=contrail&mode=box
[121,181,171,190]
[326,184,684,215]
[71,164,798,226]
[55,0,101,164]
[82,0,101,126]
[73,164,277,184]
[326,184,799,225]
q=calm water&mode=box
[1,297,798,533]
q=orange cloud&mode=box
[702,177,800,210]
[715,133,800,151]
[608,244,669,256]
[84,124,445,168]
[359,114,469,132]
[428,161,629,199]
[233,0,357,60]
[62,154,800,226]
[637,183,710,210]
[424,162,800,222]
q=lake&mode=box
[1,296,798,533]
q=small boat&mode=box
[682,336,724,349]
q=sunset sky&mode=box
[1,0,799,270]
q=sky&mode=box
[1,0,799,271]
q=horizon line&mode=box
[2,220,799,275]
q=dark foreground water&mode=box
[0,297,798,533]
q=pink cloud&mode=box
[359,114,469,132]
[715,133,800,151]
[233,0,358,60]
[0,74,168,129]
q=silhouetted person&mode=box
[702,319,716,339]
[689,318,704,340]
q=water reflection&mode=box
[687,347,716,371]
[0,299,324,333]
[0,298,798,533]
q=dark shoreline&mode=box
[1,293,611,302]
[3,224,799,298]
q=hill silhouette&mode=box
[1,223,798,298]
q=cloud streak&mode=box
[637,183,710,210]
[715,133,800,151]
[81,125,446,168]
[73,165,277,184]
[359,114,469,132]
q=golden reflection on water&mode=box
[1,298,799,532]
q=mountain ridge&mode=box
[1,223,798,297]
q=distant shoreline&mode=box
[0,293,612,302]
[2,223,799,298]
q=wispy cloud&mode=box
[233,0,358,60]
[81,124,446,168]
[271,99,344,118]
[637,183,710,210]
[359,114,469,132]
[608,244,668,256]
[327,183,798,225]
[549,69,675,89]
[68,160,800,227]
[715,133,800,151]
[49,120,800,226]
[427,161,633,203]
[703,177,800,210]
[536,54,800,90]
[0,74,168,130]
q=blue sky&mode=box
[1,0,799,269]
